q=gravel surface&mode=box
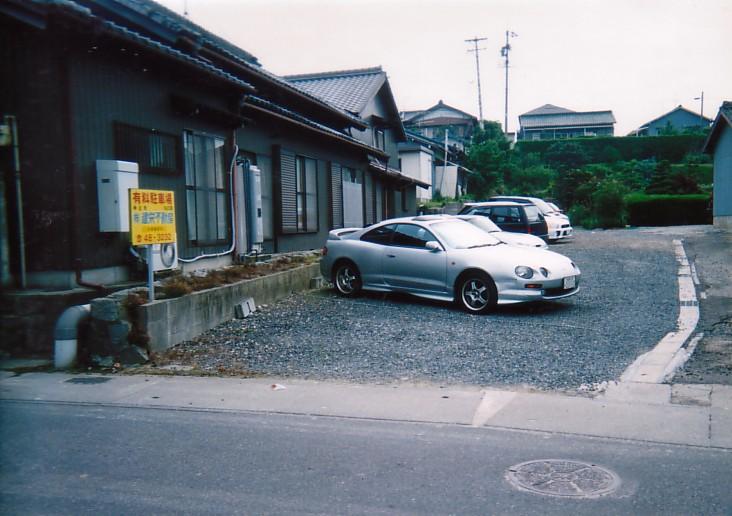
[156,229,679,391]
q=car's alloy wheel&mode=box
[334,262,361,297]
[458,273,497,314]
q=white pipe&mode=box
[178,144,239,263]
[54,304,91,369]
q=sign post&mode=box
[129,189,176,302]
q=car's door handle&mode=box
[386,254,396,258]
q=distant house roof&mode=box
[285,67,386,116]
[519,104,616,129]
[703,101,732,153]
[401,100,477,124]
[632,105,713,135]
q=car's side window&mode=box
[361,224,396,245]
[393,224,435,248]
[491,206,507,223]
[509,207,522,222]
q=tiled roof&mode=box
[637,105,713,130]
[285,67,386,116]
[519,110,616,129]
[26,0,255,92]
[243,96,386,157]
[401,101,477,124]
[368,158,430,189]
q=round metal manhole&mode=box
[506,460,620,498]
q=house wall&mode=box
[521,125,614,140]
[235,121,367,253]
[1,23,74,281]
[713,124,732,229]
[399,148,433,202]
[648,110,709,135]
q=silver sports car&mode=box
[320,215,581,314]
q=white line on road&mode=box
[471,390,516,427]
[620,240,700,384]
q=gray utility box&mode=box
[96,160,139,232]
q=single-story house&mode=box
[0,0,408,294]
[703,101,732,230]
[285,67,427,227]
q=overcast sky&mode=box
[156,0,731,135]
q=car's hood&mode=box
[494,232,546,249]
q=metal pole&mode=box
[147,245,155,302]
[504,31,509,133]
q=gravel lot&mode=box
[157,229,679,391]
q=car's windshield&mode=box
[430,220,502,249]
[461,216,501,233]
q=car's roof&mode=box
[462,201,527,207]
[489,196,538,202]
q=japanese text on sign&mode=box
[129,189,176,245]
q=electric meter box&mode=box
[96,160,139,232]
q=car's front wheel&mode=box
[457,272,497,314]
[333,261,362,297]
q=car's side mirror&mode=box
[425,241,442,252]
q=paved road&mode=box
[2,400,731,515]
[164,229,679,390]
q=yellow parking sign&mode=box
[129,189,176,245]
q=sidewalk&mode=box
[2,371,732,449]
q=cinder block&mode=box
[234,298,256,319]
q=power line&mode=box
[465,36,488,123]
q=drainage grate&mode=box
[65,377,112,385]
[506,460,620,498]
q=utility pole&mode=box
[694,91,705,126]
[465,36,487,123]
[501,31,517,134]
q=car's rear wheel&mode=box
[457,271,497,314]
[333,261,362,297]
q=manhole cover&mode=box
[65,377,112,385]
[506,460,620,498]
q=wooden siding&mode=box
[329,162,344,229]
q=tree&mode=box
[465,121,510,198]
[544,141,590,171]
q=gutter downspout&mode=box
[62,55,104,292]
[7,115,26,288]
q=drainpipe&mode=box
[62,56,104,292]
[5,115,26,289]
[53,304,91,369]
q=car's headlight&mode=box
[515,266,534,279]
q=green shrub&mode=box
[516,134,707,164]
[593,181,627,228]
[568,204,596,229]
[625,194,712,226]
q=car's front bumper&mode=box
[496,275,581,304]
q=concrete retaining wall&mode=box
[141,263,321,352]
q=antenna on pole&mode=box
[501,31,518,133]
[465,36,488,123]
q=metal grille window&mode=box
[184,131,228,244]
[296,156,318,232]
[114,122,179,174]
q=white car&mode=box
[455,215,548,249]
[489,196,573,241]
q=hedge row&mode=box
[625,194,712,227]
[516,135,707,163]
